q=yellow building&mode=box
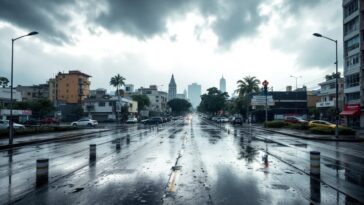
[49,70,91,104]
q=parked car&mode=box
[0,120,25,130]
[143,117,163,125]
[71,118,98,127]
[284,116,307,124]
[308,120,336,129]
[231,117,243,125]
[40,117,59,125]
[23,118,39,126]
[216,117,229,123]
[126,117,138,124]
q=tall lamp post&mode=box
[290,75,302,90]
[313,32,339,138]
[9,31,38,145]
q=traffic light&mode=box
[262,80,269,95]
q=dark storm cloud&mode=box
[0,0,76,44]
[95,0,267,47]
[95,0,192,39]
[197,0,266,47]
[270,0,342,69]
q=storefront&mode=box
[0,109,32,123]
[340,104,360,128]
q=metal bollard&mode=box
[90,144,96,161]
[126,134,130,144]
[310,151,320,176]
[36,158,49,186]
[116,139,121,150]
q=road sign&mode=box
[251,95,274,106]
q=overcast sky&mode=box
[0,0,342,96]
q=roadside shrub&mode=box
[264,121,288,128]
[309,127,334,135]
[339,127,356,135]
[309,126,356,136]
[287,122,309,130]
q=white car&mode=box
[0,120,25,130]
[71,118,98,127]
[126,117,138,124]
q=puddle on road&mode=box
[292,143,307,148]
[271,184,290,190]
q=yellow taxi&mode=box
[308,120,336,129]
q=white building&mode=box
[83,89,137,121]
[342,0,363,128]
[137,85,168,113]
[0,87,22,106]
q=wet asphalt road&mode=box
[1,116,364,205]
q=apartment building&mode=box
[48,70,91,104]
[16,84,49,101]
[137,85,168,113]
[342,0,363,128]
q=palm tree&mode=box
[235,76,260,122]
[235,76,260,97]
[110,74,126,121]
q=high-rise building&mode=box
[49,70,91,104]
[342,0,363,129]
[220,76,226,93]
[188,83,201,108]
[168,74,177,101]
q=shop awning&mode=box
[340,104,360,116]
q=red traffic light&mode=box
[262,80,269,87]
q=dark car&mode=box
[23,118,39,126]
[231,117,243,125]
[143,117,163,125]
[284,116,307,124]
[40,117,59,125]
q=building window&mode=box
[344,0,358,18]
[346,92,360,101]
[99,102,105,107]
[346,53,359,68]
[345,35,359,55]
[156,100,159,102]
[345,73,360,88]
[344,16,359,35]
[109,102,112,106]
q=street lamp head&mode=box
[27,31,38,36]
[313,33,322,37]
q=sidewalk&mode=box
[257,126,364,142]
[0,128,110,149]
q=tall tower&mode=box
[188,83,202,108]
[220,75,226,93]
[168,74,177,101]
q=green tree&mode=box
[110,74,126,120]
[0,76,9,88]
[13,99,55,119]
[167,99,192,115]
[131,94,150,112]
[110,74,126,96]
[234,76,261,119]
[198,87,229,114]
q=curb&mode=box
[0,129,112,150]
[259,127,364,142]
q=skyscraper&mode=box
[168,74,177,101]
[188,83,201,108]
[220,76,226,93]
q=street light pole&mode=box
[290,75,302,90]
[313,33,339,138]
[9,31,38,145]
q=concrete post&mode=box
[310,151,320,176]
[36,158,49,186]
[90,144,96,161]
